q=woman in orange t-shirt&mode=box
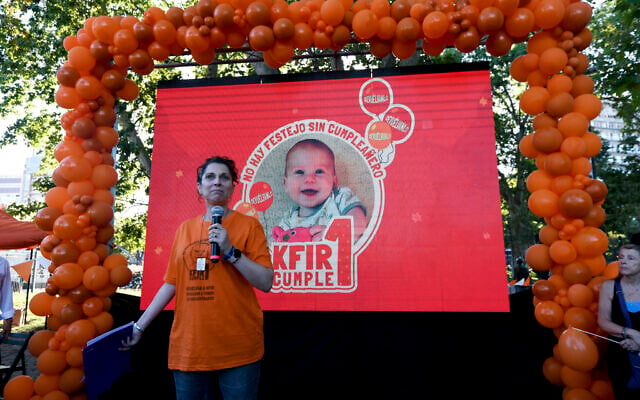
[123,156,274,400]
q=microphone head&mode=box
[211,206,225,218]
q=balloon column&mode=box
[3,0,612,399]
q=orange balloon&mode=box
[570,157,592,177]
[571,75,594,97]
[55,86,82,110]
[535,300,564,328]
[563,306,597,332]
[51,242,82,267]
[563,261,592,285]
[558,112,589,137]
[549,240,577,264]
[561,136,587,159]
[116,79,139,101]
[486,30,513,57]
[82,297,104,318]
[571,227,608,258]
[509,55,530,82]
[66,319,97,348]
[533,126,563,152]
[580,255,606,276]
[91,164,118,189]
[93,282,117,297]
[526,170,552,192]
[320,0,345,26]
[526,243,553,271]
[422,11,449,39]
[92,16,119,44]
[60,303,85,324]
[67,46,96,72]
[110,265,133,287]
[519,134,539,158]
[59,156,92,182]
[550,175,573,195]
[83,266,110,292]
[547,74,573,94]
[527,31,558,56]
[539,225,559,245]
[67,180,95,198]
[542,356,564,386]
[352,10,379,39]
[51,296,73,319]
[561,365,592,389]
[37,349,68,375]
[520,86,550,115]
[533,0,565,29]
[53,263,84,290]
[558,329,598,372]
[544,152,573,176]
[567,283,594,308]
[527,69,547,87]
[34,373,60,396]
[528,189,559,218]
[52,215,82,241]
[90,311,115,335]
[573,94,602,120]
[87,201,114,227]
[65,347,84,368]
[602,262,619,279]
[533,279,557,301]
[59,367,85,395]
[248,26,275,51]
[28,330,56,357]
[549,274,569,292]
[559,189,593,218]
[539,47,568,76]
[504,8,535,38]
[47,315,64,331]
[3,375,34,400]
[582,132,602,158]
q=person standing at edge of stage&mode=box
[0,256,14,340]
[122,156,274,400]
[598,243,640,399]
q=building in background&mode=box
[591,101,633,168]
[0,154,43,207]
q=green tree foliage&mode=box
[590,0,640,135]
[593,137,640,255]
[0,0,182,252]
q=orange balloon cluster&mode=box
[510,1,614,398]
[6,0,612,399]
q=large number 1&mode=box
[324,218,352,286]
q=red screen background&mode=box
[141,66,509,312]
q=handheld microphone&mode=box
[210,206,224,263]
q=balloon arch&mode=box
[5,0,615,398]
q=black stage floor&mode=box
[104,288,562,400]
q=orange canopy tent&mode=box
[0,209,46,250]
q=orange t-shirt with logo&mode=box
[163,211,273,371]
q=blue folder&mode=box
[82,321,134,400]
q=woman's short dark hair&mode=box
[197,156,239,184]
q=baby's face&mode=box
[284,146,337,211]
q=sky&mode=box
[0,112,34,177]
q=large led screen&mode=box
[141,64,509,312]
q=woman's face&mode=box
[198,162,235,206]
[618,248,640,277]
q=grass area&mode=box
[10,287,142,334]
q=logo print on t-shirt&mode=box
[183,239,213,281]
